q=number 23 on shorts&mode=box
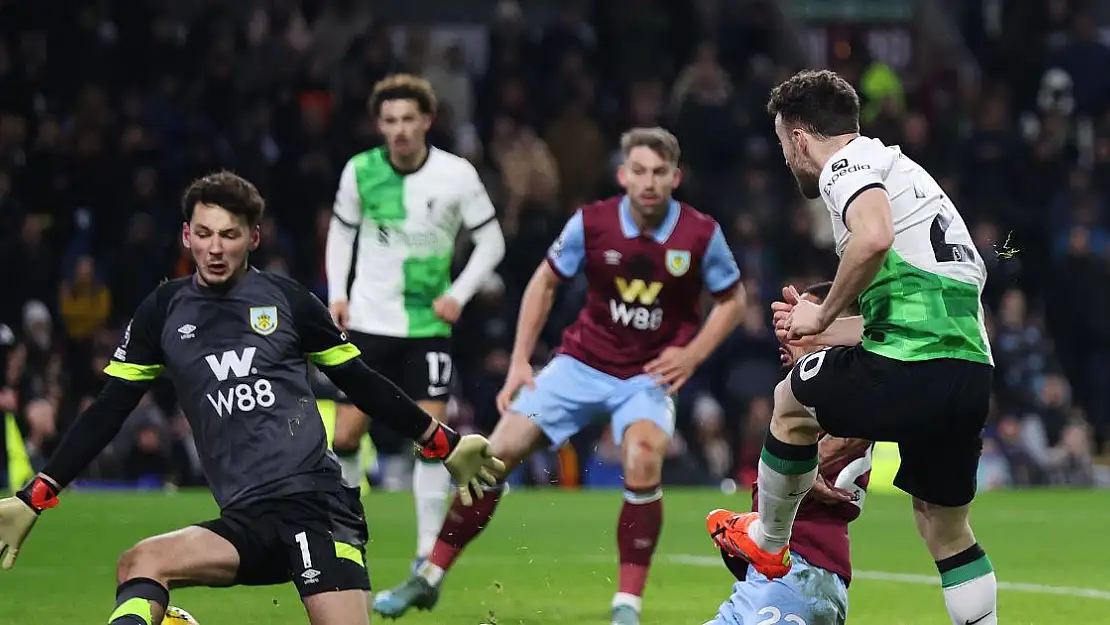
[756,606,807,625]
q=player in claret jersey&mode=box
[373,127,745,624]
[707,282,873,625]
[719,70,998,625]
[0,172,504,625]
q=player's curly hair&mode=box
[181,170,266,228]
[369,73,437,116]
[766,69,860,138]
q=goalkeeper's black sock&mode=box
[108,577,169,625]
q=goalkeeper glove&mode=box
[418,424,506,506]
[0,476,59,569]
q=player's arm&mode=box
[511,210,586,364]
[815,315,864,347]
[325,159,361,307]
[820,172,895,324]
[444,163,506,306]
[685,224,745,363]
[19,292,166,510]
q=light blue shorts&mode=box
[510,355,675,448]
[705,555,849,625]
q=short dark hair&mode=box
[370,74,437,116]
[181,171,266,227]
[801,281,860,316]
[766,70,860,138]
[620,127,681,165]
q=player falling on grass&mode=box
[714,69,998,625]
[373,127,746,625]
[0,171,504,625]
[327,74,506,571]
[706,281,873,625]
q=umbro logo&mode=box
[178,324,196,340]
[301,568,320,583]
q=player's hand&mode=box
[0,477,59,569]
[644,345,701,395]
[496,360,535,414]
[807,475,855,505]
[785,297,831,340]
[772,285,803,343]
[419,424,506,506]
[329,300,350,332]
[433,296,462,324]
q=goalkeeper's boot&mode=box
[706,509,792,580]
[373,575,439,619]
[610,603,641,625]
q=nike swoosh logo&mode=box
[966,611,993,624]
[786,490,809,497]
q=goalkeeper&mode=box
[0,171,504,625]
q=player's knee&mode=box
[117,539,167,584]
[332,412,366,452]
[487,412,540,470]
[621,423,668,487]
[912,498,975,557]
[771,379,820,439]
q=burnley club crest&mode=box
[665,249,691,277]
[250,306,278,336]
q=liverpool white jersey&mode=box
[818,137,992,365]
[327,146,496,338]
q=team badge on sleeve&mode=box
[665,249,691,277]
[249,306,279,336]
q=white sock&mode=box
[939,548,997,625]
[611,592,642,613]
[749,452,817,553]
[335,451,363,488]
[413,458,452,558]
[417,560,446,586]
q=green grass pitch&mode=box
[1,488,1106,624]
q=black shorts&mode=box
[196,488,370,596]
[347,332,453,454]
[790,345,992,507]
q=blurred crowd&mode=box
[0,0,1107,492]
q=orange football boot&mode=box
[706,509,793,580]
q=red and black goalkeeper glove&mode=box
[417,423,460,460]
[15,476,60,514]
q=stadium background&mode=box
[0,1,1109,623]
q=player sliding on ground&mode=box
[706,281,873,625]
[327,74,505,570]
[373,127,745,625]
[714,70,999,625]
[0,171,505,625]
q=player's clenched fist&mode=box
[496,359,536,414]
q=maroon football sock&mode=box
[426,485,504,571]
[617,485,663,597]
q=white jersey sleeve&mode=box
[457,160,496,230]
[326,159,360,304]
[819,140,893,227]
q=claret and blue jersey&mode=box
[513,196,740,447]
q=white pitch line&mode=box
[666,555,1110,601]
